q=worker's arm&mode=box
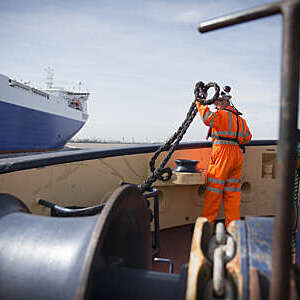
[195,101,217,127]
[241,119,252,144]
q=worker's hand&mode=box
[194,81,207,101]
[194,81,220,105]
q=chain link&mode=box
[213,247,225,296]
[206,222,236,298]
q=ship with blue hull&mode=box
[0,73,89,153]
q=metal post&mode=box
[143,189,161,257]
[153,193,160,254]
[270,2,300,299]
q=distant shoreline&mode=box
[67,142,153,150]
[69,140,154,145]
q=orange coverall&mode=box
[196,102,252,227]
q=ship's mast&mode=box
[44,67,54,89]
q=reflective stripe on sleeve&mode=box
[203,111,213,122]
[241,120,245,136]
[244,131,251,138]
[227,111,233,130]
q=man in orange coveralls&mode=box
[196,88,252,227]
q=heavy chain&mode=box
[137,101,198,193]
[138,81,220,193]
[194,81,220,105]
[206,223,236,299]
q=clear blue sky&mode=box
[0,0,283,142]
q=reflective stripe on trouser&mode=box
[202,144,243,227]
[202,179,224,225]
[223,181,241,226]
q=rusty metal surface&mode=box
[226,218,274,300]
[249,268,261,300]
[227,220,249,300]
[185,217,213,300]
[270,3,300,299]
[246,217,273,299]
[290,269,299,300]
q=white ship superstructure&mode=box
[0,73,89,153]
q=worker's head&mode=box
[214,94,231,110]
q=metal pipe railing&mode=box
[38,199,105,217]
[270,3,300,299]
[198,1,281,33]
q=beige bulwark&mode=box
[0,144,277,230]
